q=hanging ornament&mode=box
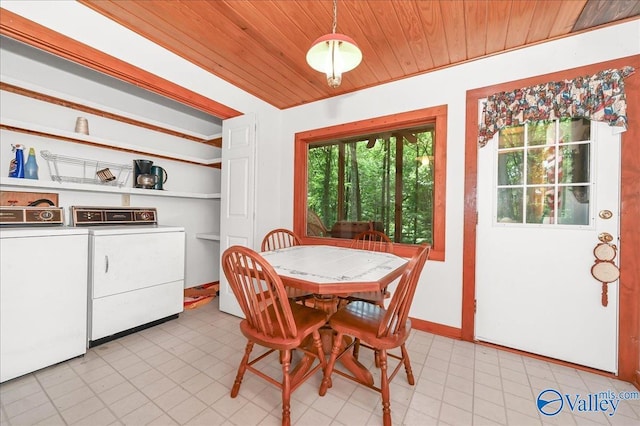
[590,241,620,307]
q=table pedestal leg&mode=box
[290,295,374,386]
[313,294,338,314]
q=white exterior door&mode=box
[219,113,256,317]
[475,119,621,373]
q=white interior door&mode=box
[219,113,256,317]
[476,119,620,373]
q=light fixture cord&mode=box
[332,0,337,34]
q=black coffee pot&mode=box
[133,159,157,189]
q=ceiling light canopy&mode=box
[306,0,362,88]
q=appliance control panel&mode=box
[0,207,65,226]
[71,206,157,226]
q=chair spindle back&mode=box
[261,228,301,252]
[222,246,297,339]
[350,230,393,253]
[377,245,430,338]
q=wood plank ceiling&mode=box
[79,0,639,110]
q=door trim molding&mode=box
[463,55,640,385]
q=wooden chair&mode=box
[339,230,394,307]
[261,228,301,251]
[307,209,330,237]
[261,229,314,304]
[319,244,430,426]
[222,245,328,426]
[350,229,393,253]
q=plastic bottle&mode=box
[24,147,39,179]
[8,144,25,178]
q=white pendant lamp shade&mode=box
[306,33,362,88]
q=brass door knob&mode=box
[598,232,614,243]
[599,210,613,219]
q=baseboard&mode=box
[410,317,462,339]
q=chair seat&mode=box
[240,301,328,350]
[329,301,411,350]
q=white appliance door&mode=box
[91,232,185,298]
[88,228,185,341]
[219,113,256,317]
[475,120,620,373]
[1,231,88,382]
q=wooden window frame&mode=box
[294,105,447,261]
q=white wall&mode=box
[280,20,640,328]
[3,1,638,328]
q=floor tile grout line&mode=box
[497,348,543,425]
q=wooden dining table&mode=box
[260,245,408,385]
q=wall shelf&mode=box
[1,76,223,141]
[0,177,221,200]
[1,118,222,166]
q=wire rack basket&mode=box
[40,150,132,187]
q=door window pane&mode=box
[527,120,554,146]
[561,117,591,143]
[526,186,554,224]
[498,126,524,148]
[496,118,592,226]
[527,146,556,185]
[560,143,590,184]
[559,186,590,225]
[497,188,523,223]
[497,151,523,185]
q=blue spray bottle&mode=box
[8,144,25,178]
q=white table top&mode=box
[260,245,408,294]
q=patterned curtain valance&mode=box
[478,66,635,147]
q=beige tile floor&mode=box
[2,298,639,426]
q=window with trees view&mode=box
[294,106,447,260]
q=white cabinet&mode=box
[88,226,185,344]
[0,227,89,383]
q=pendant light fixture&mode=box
[306,0,362,88]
